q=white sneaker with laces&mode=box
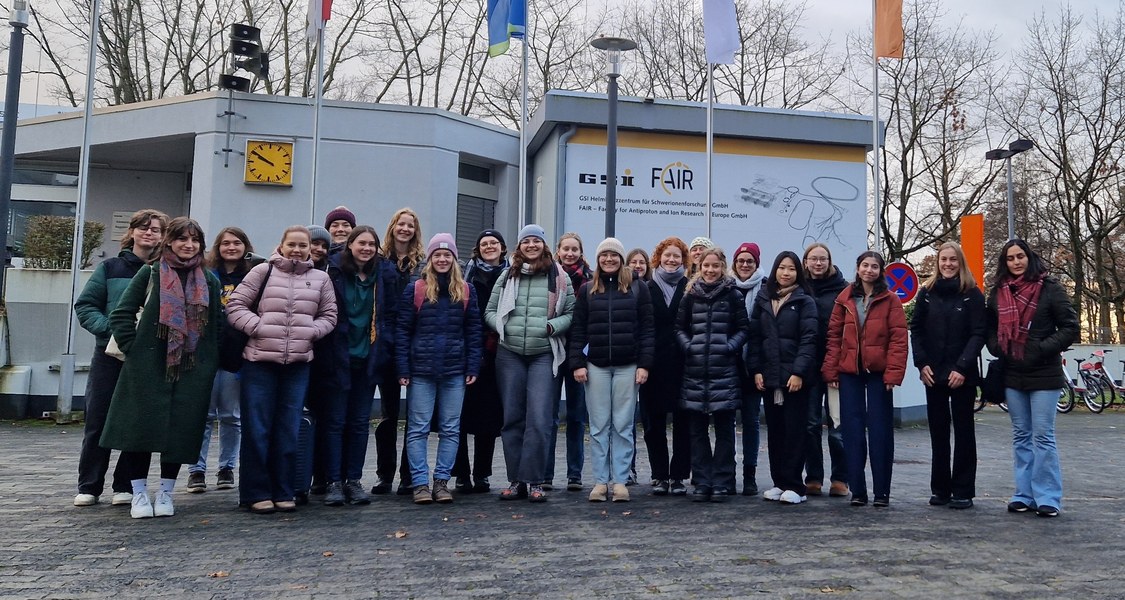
[153,491,175,517]
[779,490,807,504]
[111,492,133,506]
[73,493,98,506]
[763,487,783,501]
[130,493,154,519]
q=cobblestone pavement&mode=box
[2,408,1124,599]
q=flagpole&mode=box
[310,25,325,225]
[518,37,528,227]
[871,0,883,255]
[705,63,714,239]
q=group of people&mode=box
[73,206,1079,520]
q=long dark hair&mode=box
[205,226,254,274]
[765,251,809,297]
[510,240,554,276]
[852,250,888,296]
[156,217,206,264]
[991,238,1046,286]
[341,225,381,276]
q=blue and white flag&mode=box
[702,0,739,64]
[487,0,526,57]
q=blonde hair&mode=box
[924,241,976,293]
[555,232,590,270]
[420,258,467,305]
[685,247,727,293]
[381,207,425,272]
[280,225,311,245]
[802,242,833,278]
[589,252,634,294]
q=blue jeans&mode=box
[321,363,376,482]
[740,389,761,482]
[1005,388,1063,509]
[406,375,466,487]
[546,370,586,482]
[238,361,310,504]
[839,372,894,500]
[192,370,241,474]
[584,364,638,485]
[496,348,560,484]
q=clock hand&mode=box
[251,150,275,167]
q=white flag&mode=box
[703,0,739,64]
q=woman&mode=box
[627,248,652,282]
[687,236,714,278]
[803,243,849,498]
[371,208,426,495]
[822,251,908,507]
[484,224,575,502]
[452,230,509,494]
[910,242,985,510]
[569,238,655,502]
[676,247,750,502]
[397,233,482,505]
[730,242,764,496]
[308,225,332,270]
[549,232,591,490]
[324,206,355,252]
[73,209,167,508]
[101,217,222,519]
[986,239,1078,518]
[186,227,255,495]
[322,225,400,506]
[642,237,693,496]
[749,251,818,504]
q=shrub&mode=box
[22,216,105,269]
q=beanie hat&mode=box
[426,233,459,260]
[476,229,507,251]
[733,242,761,266]
[323,206,356,228]
[517,224,547,244]
[689,236,715,250]
[595,237,627,260]
[308,225,331,246]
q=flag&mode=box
[874,0,903,59]
[487,0,526,57]
[702,0,739,64]
[307,0,333,39]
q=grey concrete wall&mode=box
[86,168,188,264]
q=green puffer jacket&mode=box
[74,249,147,349]
[484,265,575,356]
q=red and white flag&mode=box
[307,0,333,39]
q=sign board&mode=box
[561,129,868,266]
[885,261,919,303]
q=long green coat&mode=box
[100,264,221,464]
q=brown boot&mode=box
[829,481,850,497]
[413,485,433,505]
[432,479,453,504]
[806,481,823,496]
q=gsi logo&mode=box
[651,162,694,195]
[578,169,635,187]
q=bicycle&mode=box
[990,355,1080,414]
[1076,353,1110,413]
[1081,349,1125,408]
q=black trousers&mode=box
[118,451,182,481]
[451,433,496,481]
[926,383,977,499]
[374,376,410,485]
[642,404,692,481]
[77,350,131,496]
[764,387,811,495]
[688,409,736,491]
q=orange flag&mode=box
[874,0,904,59]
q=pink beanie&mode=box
[426,233,458,260]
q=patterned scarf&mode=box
[996,273,1045,361]
[157,248,209,380]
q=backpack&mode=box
[412,279,471,313]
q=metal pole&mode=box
[0,1,29,300]
[705,63,713,239]
[871,0,882,255]
[310,25,324,225]
[1006,155,1015,240]
[518,38,528,227]
[604,71,619,239]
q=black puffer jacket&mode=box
[910,278,986,384]
[569,275,656,370]
[986,276,1079,391]
[807,267,848,365]
[675,277,751,413]
[748,287,819,388]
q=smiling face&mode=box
[280,231,310,260]
[478,236,503,264]
[857,256,883,285]
[775,257,798,287]
[734,253,757,280]
[131,218,164,255]
[519,236,545,261]
[806,247,830,278]
[170,231,202,261]
[557,237,581,266]
[628,253,648,278]
[430,248,454,273]
[309,239,328,263]
[598,251,621,275]
[349,232,379,266]
[393,214,417,245]
[938,247,960,279]
[700,254,724,283]
[689,245,706,266]
[328,219,352,244]
[218,233,245,265]
[659,246,683,272]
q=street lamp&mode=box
[0,0,30,297]
[590,35,636,238]
[985,138,1034,241]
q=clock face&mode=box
[244,140,294,186]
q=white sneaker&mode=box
[131,493,154,518]
[153,491,175,517]
[73,493,98,506]
[779,490,807,504]
[763,487,783,501]
[111,492,134,506]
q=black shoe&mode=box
[850,496,868,507]
[370,478,392,495]
[473,478,491,493]
[294,492,309,506]
[929,495,950,506]
[949,497,974,510]
[324,481,345,506]
[1036,505,1059,518]
[1007,500,1032,513]
[710,488,730,502]
[691,487,712,502]
[187,471,207,493]
[216,468,235,490]
[652,479,670,496]
[310,482,327,496]
[669,480,687,496]
[454,477,472,493]
[873,496,890,508]
[566,478,583,491]
[625,474,638,486]
[345,480,371,505]
[742,483,758,497]
[396,484,414,496]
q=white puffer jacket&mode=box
[227,253,337,364]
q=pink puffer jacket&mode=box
[227,253,337,364]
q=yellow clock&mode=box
[244,140,294,186]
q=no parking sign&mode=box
[885,262,919,303]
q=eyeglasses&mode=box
[806,257,829,263]
[734,259,756,266]
[137,226,163,234]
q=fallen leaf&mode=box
[287,584,309,590]
[199,520,211,525]
[322,551,335,557]
[208,571,229,578]
[394,530,408,539]
[622,511,632,516]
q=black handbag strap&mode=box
[249,265,273,315]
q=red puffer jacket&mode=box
[821,285,908,386]
[227,253,338,364]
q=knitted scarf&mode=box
[157,248,209,381]
[653,265,685,305]
[996,273,1045,361]
[495,262,570,375]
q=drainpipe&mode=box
[553,125,577,242]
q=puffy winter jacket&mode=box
[395,276,483,379]
[675,278,751,413]
[227,254,338,364]
[910,278,986,384]
[821,286,909,386]
[75,249,146,348]
[568,275,656,370]
[808,267,849,365]
[985,277,1079,391]
[484,264,575,357]
[319,253,400,389]
[748,287,819,389]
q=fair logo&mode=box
[651,162,694,195]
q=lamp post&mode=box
[985,138,1034,241]
[590,35,636,238]
[0,0,30,298]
